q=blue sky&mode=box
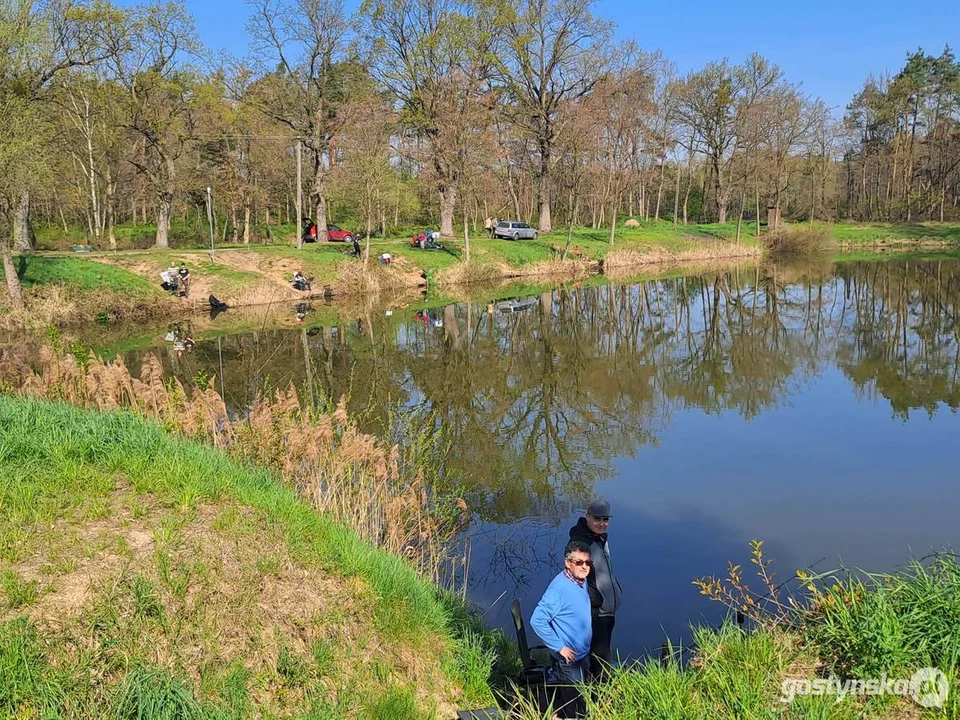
[180,0,957,115]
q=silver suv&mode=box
[493,220,538,240]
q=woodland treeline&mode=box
[1,0,959,258]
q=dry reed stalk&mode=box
[602,256,763,282]
[436,262,508,287]
[334,258,423,296]
[225,282,289,307]
[513,258,592,280]
[0,285,178,331]
[603,245,762,271]
[438,258,591,287]
[3,347,466,586]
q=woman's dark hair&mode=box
[564,540,591,559]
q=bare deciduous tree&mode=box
[676,54,781,224]
[498,0,611,233]
[3,0,118,251]
[245,0,353,245]
[110,1,201,248]
[363,0,498,238]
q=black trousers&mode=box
[590,614,616,679]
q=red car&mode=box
[326,224,354,243]
[302,222,354,243]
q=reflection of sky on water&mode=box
[467,362,960,660]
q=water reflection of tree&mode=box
[835,261,960,418]
[123,259,960,521]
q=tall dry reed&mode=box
[334,257,424,295]
[764,226,836,260]
[2,341,469,588]
[603,244,762,271]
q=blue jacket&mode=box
[530,571,592,660]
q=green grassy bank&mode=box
[831,222,960,244]
[2,389,959,718]
[5,219,960,330]
[0,396,502,719]
[512,553,960,719]
[1,254,177,330]
[6,222,763,330]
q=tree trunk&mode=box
[683,142,695,226]
[13,190,35,252]
[1,242,24,311]
[106,168,116,250]
[243,203,251,245]
[755,176,761,236]
[507,168,522,220]
[736,186,745,243]
[713,154,727,224]
[378,191,386,236]
[655,161,666,220]
[313,158,328,242]
[673,159,681,228]
[155,192,172,249]
[439,182,456,238]
[905,113,917,222]
[55,193,69,233]
[365,182,373,241]
[154,155,176,249]
[809,164,817,222]
[394,175,401,230]
[295,141,303,248]
[639,164,646,221]
[608,193,620,246]
[85,113,100,241]
[561,190,577,260]
[463,201,470,264]
[537,140,552,232]
[231,206,238,242]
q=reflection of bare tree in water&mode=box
[118,259,960,520]
[466,520,565,594]
[836,261,960,417]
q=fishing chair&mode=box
[510,599,550,680]
[508,600,585,719]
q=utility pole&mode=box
[295,139,303,249]
[206,186,216,264]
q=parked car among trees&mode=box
[325,224,354,243]
[303,221,355,244]
[493,221,538,240]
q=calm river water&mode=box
[110,258,960,660]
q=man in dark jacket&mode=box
[568,499,622,678]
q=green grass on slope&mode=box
[830,222,960,243]
[0,396,499,718]
[13,255,161,296]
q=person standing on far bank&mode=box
[569,499,622,678]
